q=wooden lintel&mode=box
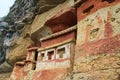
[15,61,25,66]
[25,60,36,64]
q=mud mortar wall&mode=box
[73,0,120,80]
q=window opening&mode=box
[33,66,36,70]
[35,51,38,61]
[57,48,65,58]
[102,0,115,3]
[83,5,94,13]
[41,53,45,61]
[47,51,54,60]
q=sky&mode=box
[0,0,15,18]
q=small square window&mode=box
[41,53,45,61]
[83,5,94,13]
[47,51,54,60]
[57,48,65,58]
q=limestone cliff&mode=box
[0,0,67,64]
[1,0,120,80]
[3,0,66,65]
[0,0,66,79]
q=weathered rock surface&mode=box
[0,61,13,80]
[37,0,66,14]
[0,61,13,73]
[0,72,11,80]
[0,0,67,79]
[1,0,67,65]
[0,21,8,64]
[73,53,120,80]
[30,0,74,41]
[1,0,120,80]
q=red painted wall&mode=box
[41,31,76,48]
[77,0,120,21]
[10,65,24,80]
[76,35,120,57]
[45,8,77,33]
[48,24,69,33]
[32,68,68,80]
[76,0,120,57]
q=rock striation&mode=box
[1,0,120,80]
[0,0,66,65]
[0,0,66,79]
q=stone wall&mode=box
[73,0,120,80]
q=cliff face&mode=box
[0,0,66,79]
[0,0,66,65]
[1,0,120,80]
